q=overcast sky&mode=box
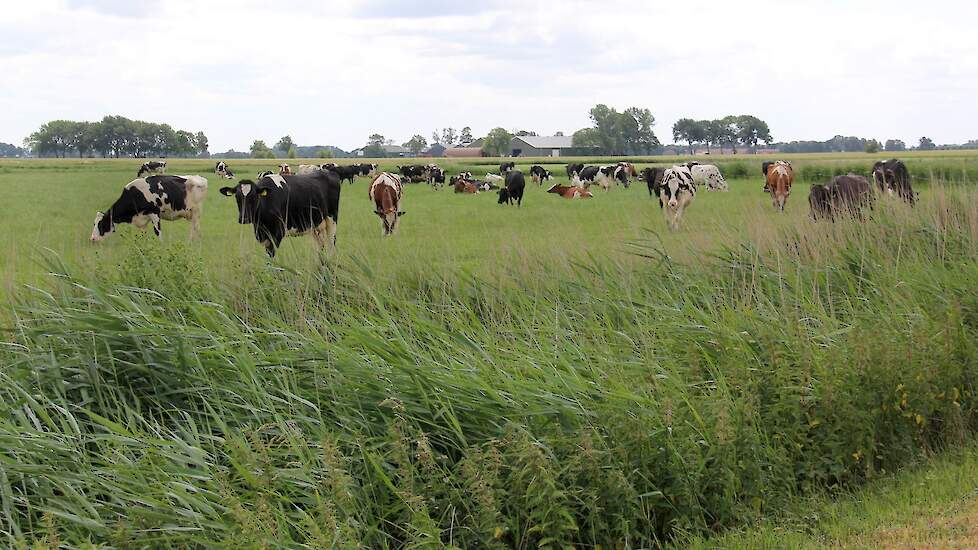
[1,0,975,152]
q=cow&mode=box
[618,162,639,178]
[451,176,480,193]
[425,165,446,189]
[257,170,274,179]
[357,163,379,178]
[577,165,627,190]
[827,174,875,220]
[458,171,473,180]
[137,161,166,178]
[278,163,292,176]
[690,164,728,191]
[765,161,794,211]
[546,183,593,199]
[498,170,525,206]
[872,159,915,204]
[808,184,834,221]
[655,166,697,230]
[566,163,585,179]
[398,164,427,183]
[761,161,774,191]
[369,172,405,235]
[639,167,666,197]
[529,165,552,185]
[485,173,505,184]
[324,164,359,184]
[499,161,516,174]
[91,174,207,242]
[219,171,341,258]
[215,161,235,179]
[296,164,321,176]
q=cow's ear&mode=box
[219,187,235,196]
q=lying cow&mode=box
[215,161,235,179]
[369,172,405,235]
[278,163,292,175]
[91,174,208,241]
[530,165,552,185]
[765,161,794,211]
[498,170,525,206]
[654,166,697,230]
[690,164,728,191]
[220,171,341,258]
[811,174,875,221]
[872,158,915,204]
[452,176,480,194]
[499,161,516,174]
[485,173,505,184]
[137,161,166,178]
[639,167,666,197]
[546,183,593,199]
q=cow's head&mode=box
[660,169,692,210]
[278,163,291,175]
[497,187,510,204]
[90,210,113,242]
[614,166,629,188]
[220,179,265,224]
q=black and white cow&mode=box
[220,171,341,258]
[425,164,446,189]
[257,170,274,179]
[498,170,525,206]
[91,174,208,241]
[575,165,627,190]
[566,163,585,179]
[357,163,379,178]
[529,165,552,185]
[655,166,696,230]
[872,159,915,204]
[215,161,235,179]
[398,164,427,183]
[137,161,167,178]
[499,161,516,174]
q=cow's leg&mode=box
[189,209,202,240]
[147,212,162,238]
[323,217,338,256]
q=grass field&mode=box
[0,153,977,547]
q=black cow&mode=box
[137,161,166,177]
[219,171,341,258]
[872,159,915,204]
[498,170,525,206]
[92,174,208,241]
[529,165,552,185]
[810,174,875,221]
[499,161,516,174]
[639,167,666,196]
[808,184,833,221]
[566,163,585,178]
[324,164,358,184]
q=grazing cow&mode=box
[639,167,666,197]
[91,174,208,241]
[369,172,405,235]
[215,161,235,179]
[808,184,834,221]
[219,171,341,258]
[761,161,774,191]
[690,164,728,191]
[451,176,480,193]
[566,163,585,179]
[137,161,166,177]
[499,161,516,174]
[257,170,274,179]
[765,161,794,211]
[546,183,593,199]
[324,164,359,184]
[827,174,875,220]
[578,165,627,190]
[498,170,525,206]
[872,159,915,204]
[278,163,292,175]
[398,164,427,183]
[485,173,505,184]
[656,167,697,230]
[529,165,552,185]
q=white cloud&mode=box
[0,0,974,151]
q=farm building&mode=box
[509,135,598,157]
[352,145,415,158]
[422,143,449,157]
[445,147,486,158]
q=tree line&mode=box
[25,116,209,158]
[671,115,772,154]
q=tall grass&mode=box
[1,182,977,547]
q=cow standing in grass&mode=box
[872,159,916,204]
[811,174,875,221]
[369,173,405,235]
[690,164,728,191]
[530,165,552,185]
[137,161,166,177]
[656,166,696,230]
[765,161,794,211]
[498,170,525,206]
[499,161,516,174]
[639,167,666,197]
[220,171,341,258]
[92,174,208,241]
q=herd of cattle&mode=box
[94,158,919,257]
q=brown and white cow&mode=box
[451,176,480,194]
[765,161,794,211]
[546,183,593,199]
[369,173,405,236]
[278,163,292,176]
